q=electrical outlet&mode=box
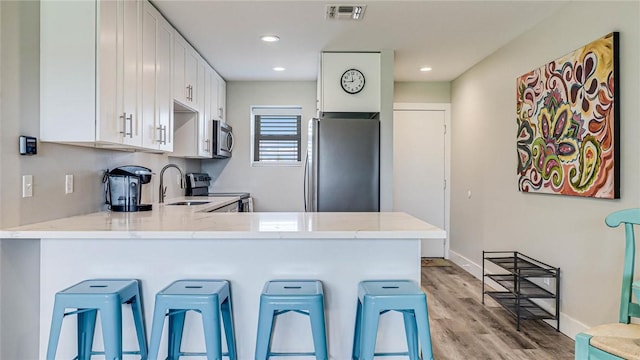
[65,174,74,194]
[22,175,33,197]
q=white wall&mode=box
[450,1,640,336]
[201,81,316,211]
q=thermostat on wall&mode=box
[19,136,37,155]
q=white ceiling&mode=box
[152,0,569,82]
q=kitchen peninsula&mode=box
[0,200,446,360]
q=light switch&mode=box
[65,174,74,194]
[22,175,33,197]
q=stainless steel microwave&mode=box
[212,120,233,158]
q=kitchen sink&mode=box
[166,201,211,206]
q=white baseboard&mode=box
[448,249,587,340]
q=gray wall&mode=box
[450,1,639,336]
[394,81,451,103]
[201,81,316,211]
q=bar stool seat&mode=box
[147,280,237,360]
[352,280,434,360]
[255,280,328,360]
[46,279,147,360]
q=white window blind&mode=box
[252,107,302,164]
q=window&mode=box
[251,106,302,165]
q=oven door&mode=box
[213,120,233,158]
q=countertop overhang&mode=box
[0,196,446,240]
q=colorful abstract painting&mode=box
[516,32,619,199]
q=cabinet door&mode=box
[211,70,226,121]
[185,47,199,107]
[97,0,120,144]
[173,34,187,104]
[210,69,220,120]
[197,58,210,157]
[217,74,226,122]
[141,3,157,149]
[156,10,174,152]
[120,0,142,147]
[141,1,173,151]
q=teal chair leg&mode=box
[352,300,363,360]
[255,306,275,360]
[414,298,434,360]
[168,310,187,359]
[100,300,123,360]
[201,307,223,360]
[402,310,419,360]
[309,301,328,360]
[358,303,380,360]
[221,297,237,360]
[77,309,97,360]
[46,300,66,360]
[130,296,148,360]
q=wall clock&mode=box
[340,68,365,94]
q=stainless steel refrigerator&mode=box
[305,113,380,212]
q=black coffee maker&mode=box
[103,166,153,212]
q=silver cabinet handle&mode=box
[120,112,133,137]
[126,113,133,138]
[204,138,210,152]
[156,125,167,145]
[218,107,223,119]
[119,112,127,135]
[162,125,167,145]
[185,85,190,101]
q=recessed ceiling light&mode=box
[273,67,286,72]
[420,67,432,72]
[261,35,280,42]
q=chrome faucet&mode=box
[159,164,184,203]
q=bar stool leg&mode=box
[255,304,276,360]
[221,297,237,360]
[130,296,148,359]
[168,310,187,360]
[77,309,98,360]
[201,307,223,360]
[100,301,123,360]
[402,310,419,360]
[414,300,434,360]
[147,302,168,360]
[47,300,66,360]
[351,300,363,360]
[309,302,328,360]
[358,303,380,360]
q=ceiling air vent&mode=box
[326,4,367,20]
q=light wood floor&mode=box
[422,261,574,360]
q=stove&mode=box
[185,173,252,211]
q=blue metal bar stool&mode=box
[147,280,237,360]
[352,280,433,360]
[46,279,148,360]
[255,280,328,360]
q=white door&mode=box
[393,109,447,257]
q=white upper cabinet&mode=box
[40,0,173,152]
[319,52,381,113]
[141,1,173,152]
[172,56,212,159]
[197,57,211,157]
[173,33,200,111]
[215,72,227,122]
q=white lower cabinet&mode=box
[40,0,173,152]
